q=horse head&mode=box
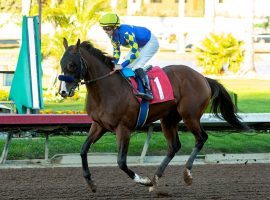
[58,38,87,97]
[58,38,115,98]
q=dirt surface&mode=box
[0,163,269,200]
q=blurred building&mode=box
[1,0,270,88]
[0,39,20,88]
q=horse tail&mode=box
[206,77,249,131]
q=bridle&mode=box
[58,50,115,87]
[58,47,136,97]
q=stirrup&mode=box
[136,92,153,101]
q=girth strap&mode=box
[135,78,149,128]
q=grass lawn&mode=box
[1,131,270,160]
[218,79,270,113]
[45,100,86,112]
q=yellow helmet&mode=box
[99,13,120,27]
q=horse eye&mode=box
[67,63,76,72]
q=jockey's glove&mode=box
[114,64,122,71]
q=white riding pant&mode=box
[124,33,159,70]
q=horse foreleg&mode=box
[80,122,106,192]
[116,127,152,186]
[81,137,97,192]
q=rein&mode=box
[81,72,114,85]
[79,51,115,85]
[79,52,138,92]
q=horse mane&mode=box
[80,41,114,69]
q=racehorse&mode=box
[58,38,249,193]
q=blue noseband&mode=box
[58,75,75,83]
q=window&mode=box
[185,0,205,17]
[4,74,13,86]
[0,73,14,86]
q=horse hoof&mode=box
[134,174,153,186]
[138,176,153,186]
[184,169,193,186]
[149,175,159,192]
[149,186,155,192]
[87,180,97,193]
[142,181,153,187]
[90,184,97,193]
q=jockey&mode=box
[99,13,159,101]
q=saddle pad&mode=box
[131,66,174,104]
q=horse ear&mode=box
[72,39,81,53]
[63,38,68,50]
[76,39,80,50]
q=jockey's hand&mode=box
[114,64,122,71]
[110,64,122,75]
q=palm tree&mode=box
[40,0,110,62]
[0,0,22,27]
[32,0,111,91]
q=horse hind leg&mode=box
[149,113,181,192]
[183,119,208,186]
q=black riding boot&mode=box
[135,68,154,101]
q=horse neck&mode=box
[80,48,126,99]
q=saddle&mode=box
[123,66,174,104]
[122,66,174,128]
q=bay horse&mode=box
[58,38,249,193]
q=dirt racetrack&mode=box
[0,163,269,199]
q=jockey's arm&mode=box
[111,40,120,64]
[121,32,140,68]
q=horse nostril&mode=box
[60,91,67,97]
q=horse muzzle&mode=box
[59,80,77,97]
[59,87,76,97]
[59,90,68,98]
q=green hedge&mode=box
[0,89,9,101]
[195,33,244,74]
